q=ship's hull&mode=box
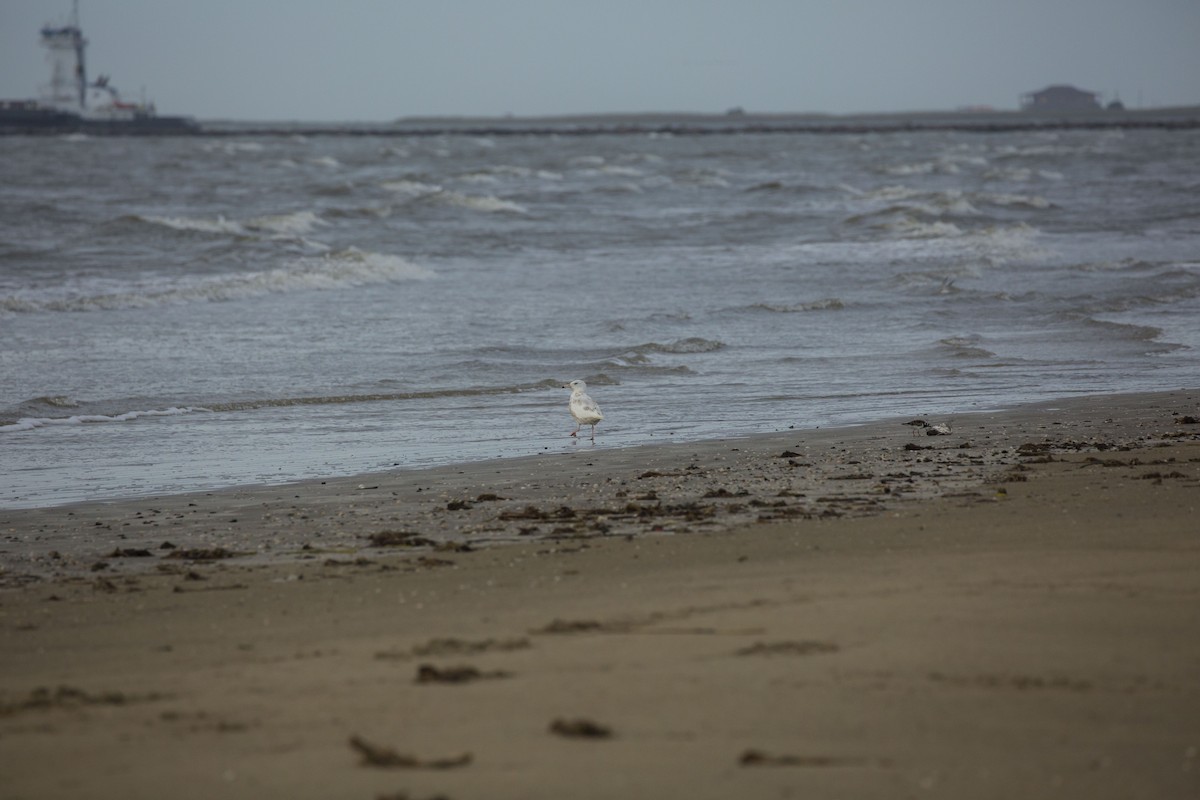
[0,105,198,135]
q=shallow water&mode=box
[2,127,1198,507]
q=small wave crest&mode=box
[885,218,966,239]
[995,167,1065,182]
[198,141,266,155]
[937,335,996,359]
[879,160,954,177]
[137,209,325,238]
[1074,316,1169,344]
[381,179,443,195]
[1051,315,1186,355]
[431,190,527,214]
[591,338,723,374]
[845,187,1052,240]
[629,337,726,356]
[852,187,979,217]
[979,192,1054,210]
[1,406,200,433]
[0,248,435,314]
[749,298,845,313]
[383,182,527,213]
[30,395,81,409]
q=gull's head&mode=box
[564,379,586,392]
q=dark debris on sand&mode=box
[164,547,240,561]
[366,531,438,548]
[0,685,164,717]
[739,749,867,768]
[549,718,613,739]
[735,640,841,657]
[349,736,472,769]
[17,401,1197,582]
[415,664,511,684]
[376,637,531,661]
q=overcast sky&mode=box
[2,0,1197,121]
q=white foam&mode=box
[200,141,265,155]
[433,191,527,214]
[458,165,533,183]
[457,173,500,185]
[243,210,325,236]
[381,179,443,195]
[882,161,939,176]
[865,185,924,201]
[142,214,246,235]
[182,248,436,301]
[282,248,437,288]
[1,407,201,434]
[982,192,1053,210]
[886,219,966,239]
[601,165,644,177]
[141,209,325,238]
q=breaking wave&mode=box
[381,181,528,213]
[430,190,528,214]
[381,179,443,195]
[0,249,435,314]
[937,335,996,359]
[596,338,726,371]
[980,192,1054,210]
[1072,316,1174,345]
[631,338,726,355]
[137,209,325,238]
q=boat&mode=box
[0,2,197,134]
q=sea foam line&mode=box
[0,407,202,433]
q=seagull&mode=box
[564,380,603,441]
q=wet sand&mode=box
[1,389,1198,799]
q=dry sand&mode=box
[1,389,1198,799]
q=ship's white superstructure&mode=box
[39,1,151,121]
[39,7,88,112]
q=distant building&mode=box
[1020,85,1102,112]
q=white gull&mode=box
[563,379,603,441]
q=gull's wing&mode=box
[570,392,604,422]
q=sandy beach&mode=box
[2,389,1198,799]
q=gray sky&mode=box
[2,0,1198,121]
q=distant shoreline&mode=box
[198,106,1200,136]
[4,106,1200,137]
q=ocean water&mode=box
[2,126,1198,508]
